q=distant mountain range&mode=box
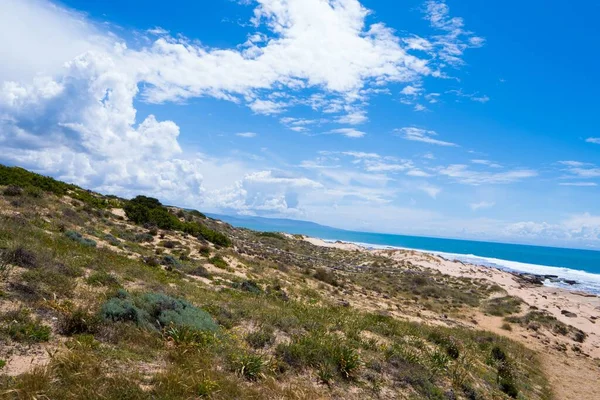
[205,213,347,238]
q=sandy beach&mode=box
[306,236,600,400]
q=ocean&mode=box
[210,213,600,295]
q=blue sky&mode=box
[1,0,599,248]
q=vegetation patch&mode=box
[101,290,218,333]
[506,311,586,342]
[483,295,523,316]
[1,309,51,343]
[65,230,97,247]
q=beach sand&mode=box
[306,236,600,400]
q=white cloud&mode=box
[420,185,441,199]
[236,132,257,138]
[438,164,537,185]
[0,0,111,82]
[504,213,600,244]
[147,27,169,35]
[470,201,495,210]
[559,160,600,178]
[401,85,422,96]
[559,182,597,187]
[447,89,490,103]
[414,104,427,112]
[585,137,600,144]
[471,159,502,168]
[335,110,368,125]
[424,93,440,103]
[423,0,485,66]
[407,169,432,177]
[329,128,366,138]
[0,0,498,237]
[396,127,457,146]
[342,151,380,159]
[249,99,286,115]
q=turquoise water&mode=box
[211,214,600,295]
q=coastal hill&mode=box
[0,164,598,399]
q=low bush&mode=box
[233,280,262,294]
[59,308,102,336]
[209,256,228,269]
[506,311,585,341]
[276,332,361,380]
[187,265,211,278]
[313,268,340,287]
[104,234,121,246]
[198,246,211,257]
[483,296,522,316]
[86,270,120,287]
[3,246,38,269]
[257,231,286,240]
[3,185,23,196]
[101,291,218,333]
[21,268,76,299]
[65,231,97,247]
[1,309,51,343]
[246,327,275,349]
[228,352,264,381]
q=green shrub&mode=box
[86,270,120,287]
[183,222,231,247]
[164,325,216,347]
[101,291,218,333]
[276,332,361,379]
[257,231,286,240]
[209,256,228,269]
[59,308,102,336]
[1,309,51,343]
[313,268,339,287]
[3,185,23,196]
[483,296,522,316]
[65,230,97,247]
[101,298,140,324]
[124,196,180,230]
[3,246,38,269]
[104,234,121,246]
[229,352,264,381]
[188,265,211,278]
[233,280,262,294]
[21,268,76,299]
[124,195,231,246]
[246,327,275,349]
[0,165,70,195]
[0,359,6,369]
[162,255,179,267]
[199,246,211,257]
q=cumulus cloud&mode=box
[396,127,457,146]
[504,213,600,244]
[0,0,491,227]
[585,137,600,144]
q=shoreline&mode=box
[304,236,600,296]
[304,235,600,359]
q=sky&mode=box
[1,0,599,249]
